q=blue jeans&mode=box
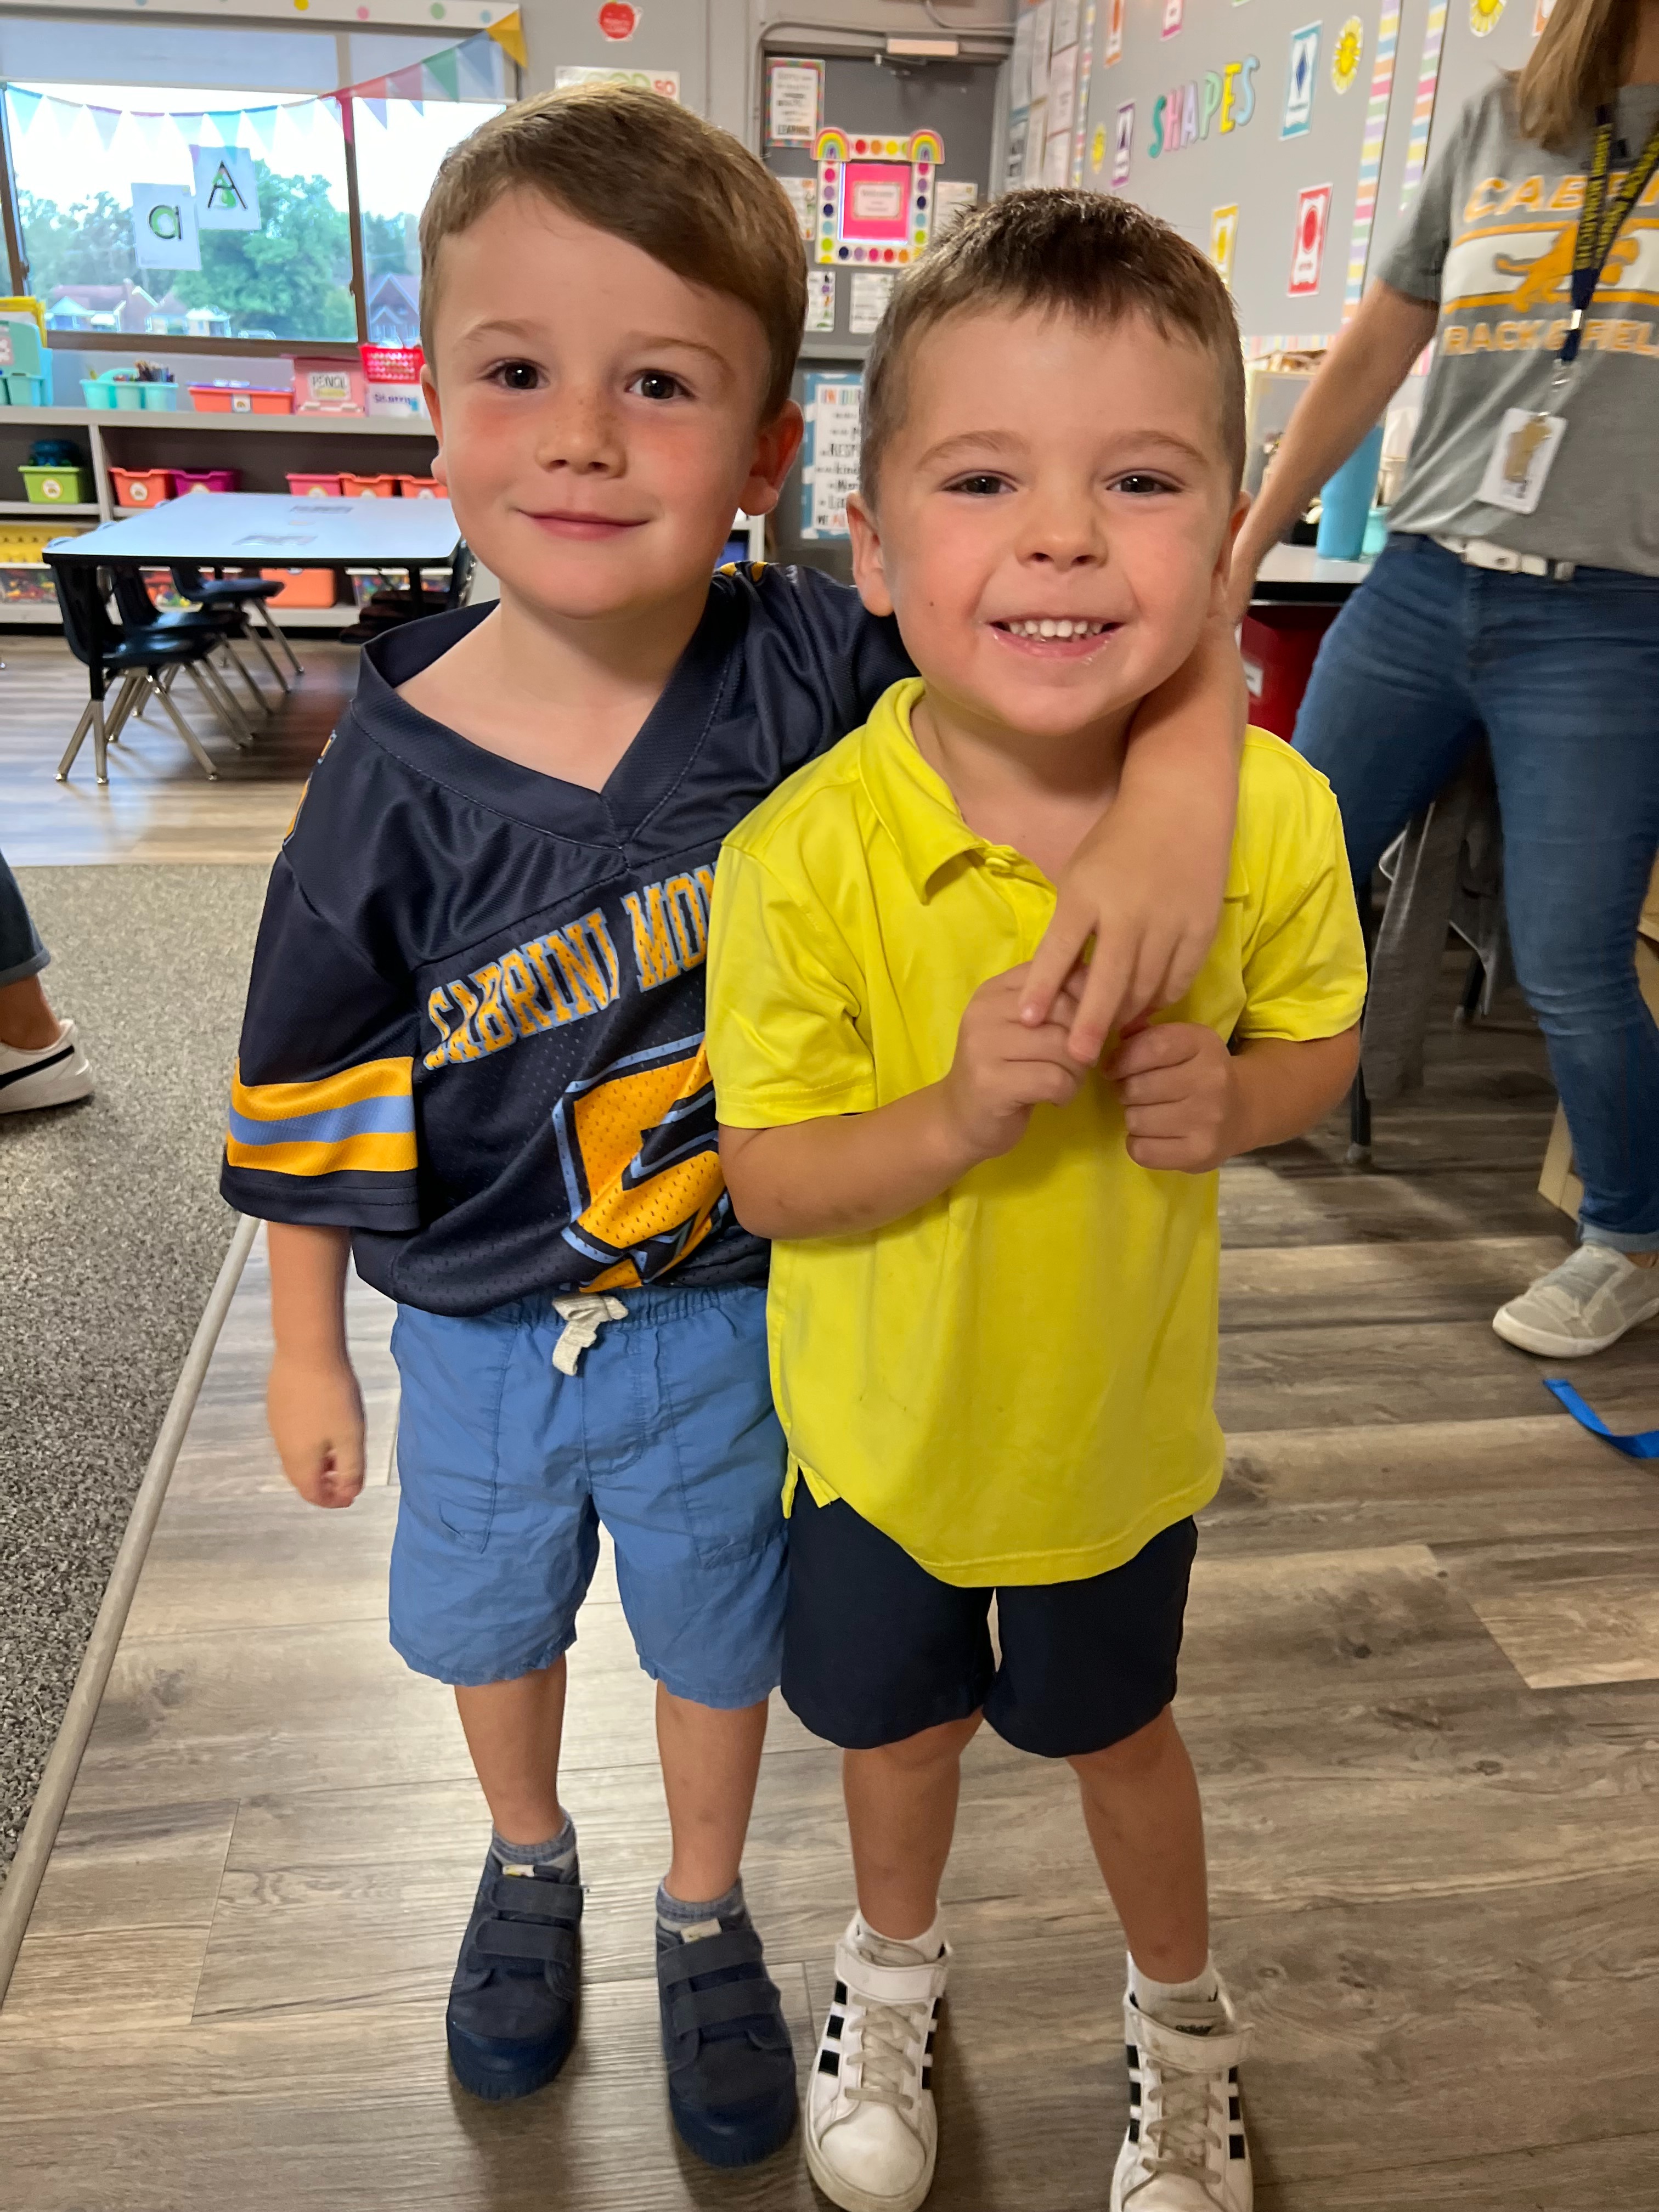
[1294,534,1659,1252]
[0,850,49,989]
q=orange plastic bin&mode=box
[397,475,443,499]
[259,567,338,608]
[339,473,398,498]
[110,467,173,508]
[287,472,343,498]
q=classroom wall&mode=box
[1018,0,1548,341]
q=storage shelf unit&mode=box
[0,404,440,629]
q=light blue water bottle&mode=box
[1316,424,1385,561]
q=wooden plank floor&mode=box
[6,975,1659,2196]
[0,634,354,865]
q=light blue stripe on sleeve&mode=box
[228,1096,415,1148]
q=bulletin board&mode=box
[1009,0,1548,346]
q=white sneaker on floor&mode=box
[0,1020,93,1115]
[1492,1244,1659,1358]
[805,1916,949,2212]
[1111,1988,1252,2212]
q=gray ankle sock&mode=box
[656,1874,747,1942]
[492,1812,578,1879]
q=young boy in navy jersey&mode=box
[224,88,1244,2166]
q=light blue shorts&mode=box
[388,1284,787,1705]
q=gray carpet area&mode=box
[0,864,267,1876]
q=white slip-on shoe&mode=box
[804,1916,950,2212]
[1111,1988,1252,2212]
[0,1020,93,1116]
[1493,1244,1659,1358]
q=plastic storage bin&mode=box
[2,371,49,405]
[397,475,443,498]
[110,466,174,509]
[80,377,116,411]
[259,566,337,607]
[287,472,344,497]
[172,468,240,494]
[0,312,52,405]
[189,383,295,415]
[339,473,397,498]
[20,465,90,504]
[366,385,427,420]
[360,343,424,382]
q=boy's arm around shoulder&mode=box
[1023,609,1246,1061]
[1108,737,1367,1172]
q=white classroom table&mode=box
[45,491,460,577]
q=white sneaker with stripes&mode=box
[0,1019,93,1116]
[804,1916,950,2212]
[1111,1986,1252,2211]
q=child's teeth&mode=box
[1039,618,1058,637]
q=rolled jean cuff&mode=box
[0,943,49,989]
[1579,1226,1659,1257]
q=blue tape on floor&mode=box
[1544,1378,1659,1460]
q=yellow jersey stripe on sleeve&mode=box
[225,1057,416,1176]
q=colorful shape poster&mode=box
[1341,5,1400,315]
[1289,181,1332,294]
[1331,14,1363,91]
[1282,21,1321,138]
[1210,203,1239,289]
[1104,0,1126,64]
[1162,0,1183,37]
[1470,0,1504,32]
[1111,99,1135,185]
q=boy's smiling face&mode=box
[849,305,1245,747]
[424,189,802,628]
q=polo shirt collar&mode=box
[859,678,1000,900]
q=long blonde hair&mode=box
[1515,0,1640,149]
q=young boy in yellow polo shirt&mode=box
[704,191,1367,2212]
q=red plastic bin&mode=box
[189,383,294,415]
[397,475,443,498]
[287,472,343,497]
[339,473,398,498]
[172,467,240,495]
[359,343,424,384]
[1239,606,1342,741]
[110,467,173,509]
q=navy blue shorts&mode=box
[389,1284,787,1704]
[781,1488,1197,1759]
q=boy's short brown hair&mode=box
[861,188,1246,498]
[419,86,806,421]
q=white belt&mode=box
[550,1291,628,1375]
[1433,533,1577,581]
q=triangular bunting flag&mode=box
[487,9,528,69]
[426,47,461,101]
[131,109,171,160]
[456,34,499,98]
[208,111,244,146]
[6,88,43,137]
[388,63,427,100]
[362,97,387,129]
[44,95,80,137]
[89,105,122,152]
[245,104,281,157]
[174,112,206,147]
[356,77,390,101]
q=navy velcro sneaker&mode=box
[446,1851,584,2100]
[657,1923,799,2165]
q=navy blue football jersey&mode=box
[223,564,910,1316]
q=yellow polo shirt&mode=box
[705,679,1366,1588]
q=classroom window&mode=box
[351,97,506,347]
[7,82,356,342]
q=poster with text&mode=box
[191,144,261,231]
[1048,44,1080,138]
[1011,8,1036,108]
[934,180,979,236]
[1104,0,1126,63]
[1043,128,1073,185]
[1029,0,1056,102]
[805,270,836,332]
[1024,97,1050,182]
[1282,22,1321,136]
[1110,100,1135,185]
[131,183,200,270]
[780,176,816,244]
[1288,182,1332,294]
[802,374,863,540]
[849,270,896,335]
[766,58,822,146]
[1162,0,1184,36]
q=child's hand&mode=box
[940,964,1086,1163]
[1109,1022,1242,1173]
[267,1349,366,1509]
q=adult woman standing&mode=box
[1230,0,1659,1358]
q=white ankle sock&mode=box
[1130,1951,1221,2018]
[854,1910,944,1963]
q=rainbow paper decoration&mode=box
[1341,4,1400,316]
[1400,1,1447,203]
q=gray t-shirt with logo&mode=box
[1380,75,1659,573]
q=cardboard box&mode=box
[1538,870,1659,1218]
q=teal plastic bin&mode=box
[140,383,177,410]
[81,377,116,410]
[1,370,49,406]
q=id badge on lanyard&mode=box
[1478,106,1659,516]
